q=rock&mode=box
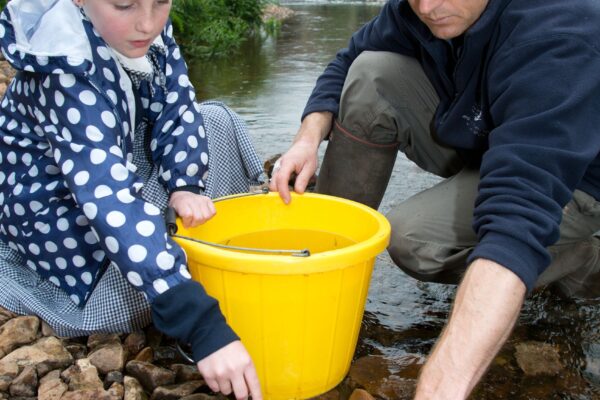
[124,331,146,360]
[108,381,124,399]
[38,370,68,400]
[0,307,17,326]
[87,334,121,351]
[150,380,205,400]
[66,343,88,360]
[262,4,295,22]
[515,341,563,376]
[124,375,148,400]
[9,365,38,397]
[170,363,203,383]
[88,342,126,374]
[126,360,176,392]
[60,388,115,400]
[348,355,415,400]
[41,321,57,337]
[0,336,73,376]
[0,361,18,391]
[104,370,124,389]
[313,387,341,399]
[0,316,40,358]
[180,395,221,400]
[153,346,180,364]
[61,358,104,391]
[134,347,154,363]
[349,388,376,400]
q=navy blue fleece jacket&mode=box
[304,0,600,291]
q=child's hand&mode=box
[169,191,216,228]
[197,340,262,400]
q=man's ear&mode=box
[72,0,84,7]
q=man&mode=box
[269,0,600,398]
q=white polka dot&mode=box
[182,111,194,123]
[49,276,60,286]
[163,144,173,156]
[74,171,89,185]
[81,272,92,285]
[156,251,175,270]
[172,126,184,137]
[107,90,117,104]
[29,200,43,212]
[79,90,97,106]
[136,220,155,237]
[45,241,58,252]
[105,236,119,253]
[166,92,178,104]
[106,211,126,227]
[70,295,80,305]
[65,275,76,286]
[83,202,98,219]
[55,257,67,269]
[28,243,40,255]
[35,221,51,234]
[110,163,129,181]
[187,136,198,148]
[150,102,163,113]
[128,245,147,262]
[144,203,160,216]
[153,279,169,294]
[178,74,190,87]
[63,237,78,249]
[175,151,187,163]
[116,188,135,203]
[94,185,113,199]
[73,255,86,267]
[97,46,111,60]
[127,271,143,286]
[90,148,107,165]
[201,152,208,165]
[198,125,205,138]
[54,91,65,106]
[13,203,25,216]
[179,265,191,279]
[103,68,115,82]
[101,111,116,128]
[186,163,199,177]
[67,108,81,124]
[59,74,76,88]
[86,125,104,142]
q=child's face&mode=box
[74,0,171,58]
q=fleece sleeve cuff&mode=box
[150,280,239,362]
[467,231,550,293]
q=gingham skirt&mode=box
[0,101,265,337]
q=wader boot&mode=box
[315,120,398,210]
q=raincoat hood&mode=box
[1,0,94,74]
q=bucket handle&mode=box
[165,188,311,257]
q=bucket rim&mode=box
[174,192,391,275]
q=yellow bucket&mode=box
[172,192,390,399]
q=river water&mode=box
[187,2,600,398]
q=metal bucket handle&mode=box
[165,188,311,257]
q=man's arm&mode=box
[415,258,526,400]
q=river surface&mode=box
[187,2,600,398]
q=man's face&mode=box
[408,0,489,39]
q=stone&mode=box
[61,358,104,391]
[348,355,416,400]
[89,342,126,374]
[0,336,73,376]
[515,341,563,376]
[66,343,88,360]
[9,365,38,397]
[87,334,121,351]
[180,395,221,400]
[0,307,17,327]
[126,360,176,392]
[108,381,125,399]
[124,375,148,400]
[170,363,203,383]
[135,347,154,363]
[124,331,146,360]
[150,380,205,400]
[349,388,376,400]
[41,321,57,337]
[0,316,40,358]
[104,370,124,389]
[60,388,115,400]
[38,370,68,400]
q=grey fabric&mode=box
[0,102,265,336]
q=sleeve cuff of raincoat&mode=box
[467,232,549,293]
[150,280,239,362]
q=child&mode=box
[0,0,263,398]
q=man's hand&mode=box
[196,340,262,400]
[415,258,526,399]
[169,191,216,228]
[269,111,333,204]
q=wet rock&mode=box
[0,316,40,357]
[124,375,148,400]
[60,388,115,400]
[180,395,221,400]
[0,308,17,327]
[150,380,205,399]
[61,358,104,391]
[124,331,146,360]
[170,363,203,383]
[104,370,124,389]
[313,387,341,399]
[9,365,38,397]
[108,381,125,398]
[88,342,126,374]
[87,334,121,351]
[348,355,415,400]
[153,345,180,364]
[41,321,57,337]
[145,326,163,349]
[0,336,73,376]
[126,360,176,392]
[515,341,563,376]
[66,343,88,360]
[135,347,154,363]
[349,388,376,400]
[38,370,68,400]
[0,361,19,391]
